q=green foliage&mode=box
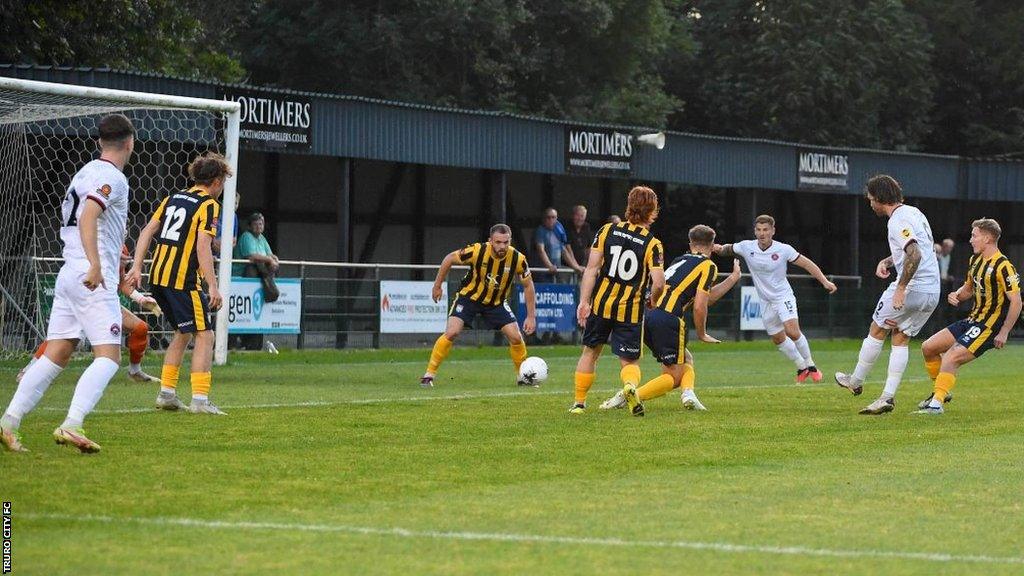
[0,0,245,82]
[906,0,1024,156]
[237,0,686,127]
[673,0,935,150]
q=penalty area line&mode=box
[23,512,1024,566]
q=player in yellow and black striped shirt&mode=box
[127,152,231,415]
[918,218,1021,414]
[570,186,666,413]
[420,224,537,387]
[603,225,742,415]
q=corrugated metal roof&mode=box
[2,64,1022,201]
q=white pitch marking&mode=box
[22,512,1024,566]
[38,380,862,415]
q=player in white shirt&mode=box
[714,215,837,382]
[1,114,135,454]
[835,174,941,414]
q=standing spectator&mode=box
[608,214,622,225]
[532,208,583,283]
[233,212,279,350]
[565,205,594,269]
[938,238,955,282]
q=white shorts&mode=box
[46,265,123,346]
[762,298,798,335]
[871,285,939,337]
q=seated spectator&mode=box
[234,211,280,303]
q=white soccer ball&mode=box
[518,356,548,387]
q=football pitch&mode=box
[2,339,1023,575]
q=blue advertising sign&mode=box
[516,283,577,332]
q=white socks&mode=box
[882,345,909,398]
[776,338,808,370]
[63,357,119,428]
[128,363,141,374]
[793,334,815,367]
[3,356,63,429]
[852,336,885,385]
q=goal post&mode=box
[0,76,239,365]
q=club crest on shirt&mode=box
[97,184,112,197]
[901,228,911,238]
[109,324,120,336]
[771,253,780,261]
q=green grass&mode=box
[2,339,1023,575]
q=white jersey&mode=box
[734,239,800,302]
[886,205,940,294]
[59,158,129,285]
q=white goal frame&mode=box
[0,76,240,366]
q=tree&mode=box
[237,0,691,127]
[671,0,936,150]
[0,0,245,82]
[906,0,1024,156]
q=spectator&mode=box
[565,205,594,268]
[233,212,279,351]
[532,207,584,282]
[608,214,622,225]
[938,238,954,282]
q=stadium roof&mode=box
[3,64,1022,201]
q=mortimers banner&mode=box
[217,87,312,151]
[380,281,449,333]
[565,125,634,176]
[797,149,849,192]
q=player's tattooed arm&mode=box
[714,243,735,258]
[898,242,922,288]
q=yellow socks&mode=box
[509,341,528,373]
[574,372,595,405]
[160,365,179,393]
[925,358,941,381]
[620,364,641,387]
[681,364,696,390]
[426,335,453,375]
[934,372,956,403]
[191,372,212,399]
[637,374,675,401]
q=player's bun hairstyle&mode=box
[98,114,135,145]
[625,186,658,225]
[489,223,511,237]
[188,152,233,185]
[865,174,903,204]
[688,224,716,246]
[972,218,1001,240]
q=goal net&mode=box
[0,77,239,363]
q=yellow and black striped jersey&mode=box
[456,242,529,306]
[966,251,1020,327]
[148,187,220,290]
[655,253,717,317]
[590,222,664,324]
